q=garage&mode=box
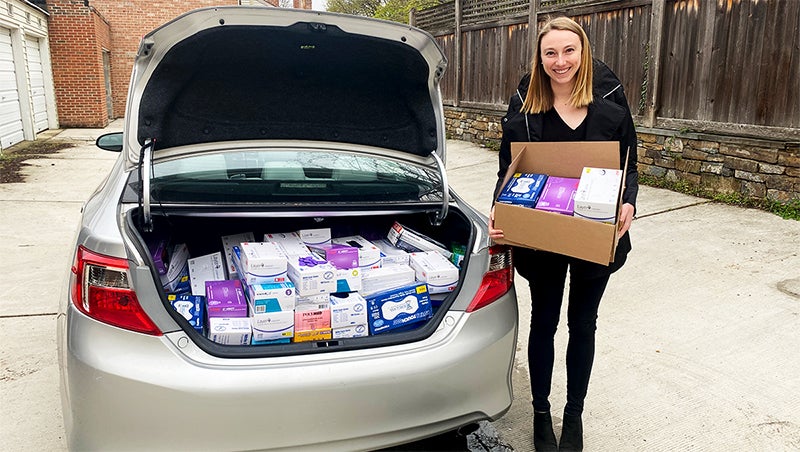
[0,27,24,149]
[0,1,56,150]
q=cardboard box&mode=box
[360,264,416,296]
[160,243,191,293]
[168,293,204,333]
[332,324,369,339]
[387,222,452,259]
[265,232,312,257]
[329,292,368,329]
[497,172,548,207]
[494,142,624,265]
[220,232,254,279]
[236,242,289,285]
[293,328,332,343]
[573,167,623,223]
[188,252,227,296]
[408,251,459,294]
[307,243,359,270]
[250,310,294,342]
[365,282,433,335]
[247,282,296,313]
[298,228,331,247]
[295,293,330,312]
[286,255,338,296]
[534,176,580,215]
[205,280,247,318]
[333,267,362,293]
[294,308,331,331]
[207,317,251,345]
[373,239,409,266]
[332,235,382,269]
[148,238,169,275]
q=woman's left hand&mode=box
[617,203,635,238]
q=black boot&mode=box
[533,411,558,451]
[559,413,583,451]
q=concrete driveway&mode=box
[1,124,799,451]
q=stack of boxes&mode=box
[156,221,462,346]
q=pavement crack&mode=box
[634,200,714,219]
[0,312,57,319]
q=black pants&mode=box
[515,248,612,417]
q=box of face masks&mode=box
[497,172,547,207]
[365,282,433,335]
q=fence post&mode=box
[645,0,666,127]
[408,8,416,27]
[454,0,462,107]
[528,0,540,62]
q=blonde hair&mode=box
[521,16,594,114]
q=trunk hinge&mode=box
[139,139,155,232]
[431,150,449,226]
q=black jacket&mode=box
[495,59,639,273]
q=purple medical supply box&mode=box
[535,176,580,215]
[205,279,247,317]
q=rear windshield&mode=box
[132,150,443,204]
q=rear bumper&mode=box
[58,292,517,451]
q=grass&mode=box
[639,174,800,221]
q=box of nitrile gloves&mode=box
[365,282,432,335]
[332,235,382,269]
[494,141,626,265]
[168,293,204,333]
[160,243,191,293]
[235,242,288,286]
[188,252,226,296]
[207,317,251,345]
[497,172,547,207]
[247,282,296,313]
[387,222,452,259]
[205,280,247,318]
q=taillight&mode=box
[466,245,514,312]
[70,245,162,335]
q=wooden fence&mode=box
[411,0,800,142]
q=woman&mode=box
[489,17,639,451]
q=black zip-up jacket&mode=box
[494,59,639,270]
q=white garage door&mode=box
[0,27,23,149]
[26,36,48,133]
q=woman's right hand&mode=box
[488,206,504,241]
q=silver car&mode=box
[57,7,517,451]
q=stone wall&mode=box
[444,106,800,202]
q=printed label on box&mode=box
[205,279,247,318]
[221,232,255,278]
[330,292,368,329]
[332,235,382,269]
[250,310,294,342]
[188,252,226,296]
[408,251,459,294]
[207,317,251,345]
[365,282,433,335]
[168,293,204,333]
[247,282,296,313]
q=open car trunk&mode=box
[126,206,475,358]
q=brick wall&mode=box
[89,0,241,119]
[46,0,111,127]
[445,106,800,203]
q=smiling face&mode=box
[539,28,583,88]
